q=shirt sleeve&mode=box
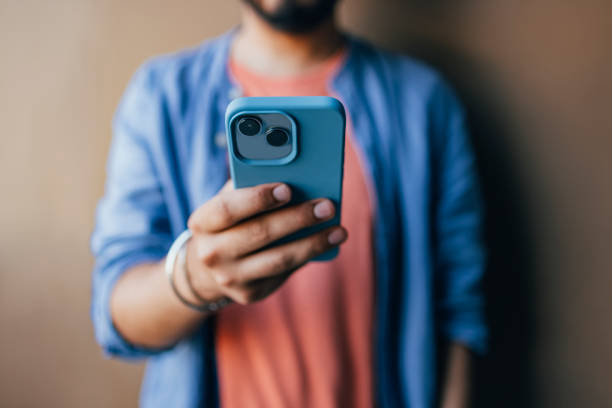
[90,63,173,359]
[431,80,488,354]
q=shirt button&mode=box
[215,132,227,148]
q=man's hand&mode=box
[440,343,472,408]
[185,181,347,305]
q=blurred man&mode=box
[91,0,487,407]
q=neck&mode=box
[232,6,344,76]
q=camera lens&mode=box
[238,116,261,136]
[266,128,289,147]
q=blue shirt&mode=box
[91,30,487,408]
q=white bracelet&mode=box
[165,230,230,312]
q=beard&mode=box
[242,0,339,34]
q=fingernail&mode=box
[313,200,334,219]
[272,184,290,202]
[328,228,347,245]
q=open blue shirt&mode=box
[91,30,487,408]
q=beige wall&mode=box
[1,1,610,407]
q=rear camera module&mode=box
[265,128,289,147]
[237,116,261,136]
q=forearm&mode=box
[106,182,344,349]
[110,259,209,349]
[440,343,472,408]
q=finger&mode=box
[215,198,336,259]
[222,226,348,286]
[219,272,291,305]
[220,179,234,193]
[188,182,292,233]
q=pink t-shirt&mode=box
[215,51,374,408]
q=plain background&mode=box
[1,0,611,407]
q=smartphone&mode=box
[225,96,346,261]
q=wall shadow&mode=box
[404,41,537,407]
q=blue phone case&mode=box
[225,96,346,261]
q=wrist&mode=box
[184,238,226,302]
[165,230,230,312]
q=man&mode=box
[91,0,487,407]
